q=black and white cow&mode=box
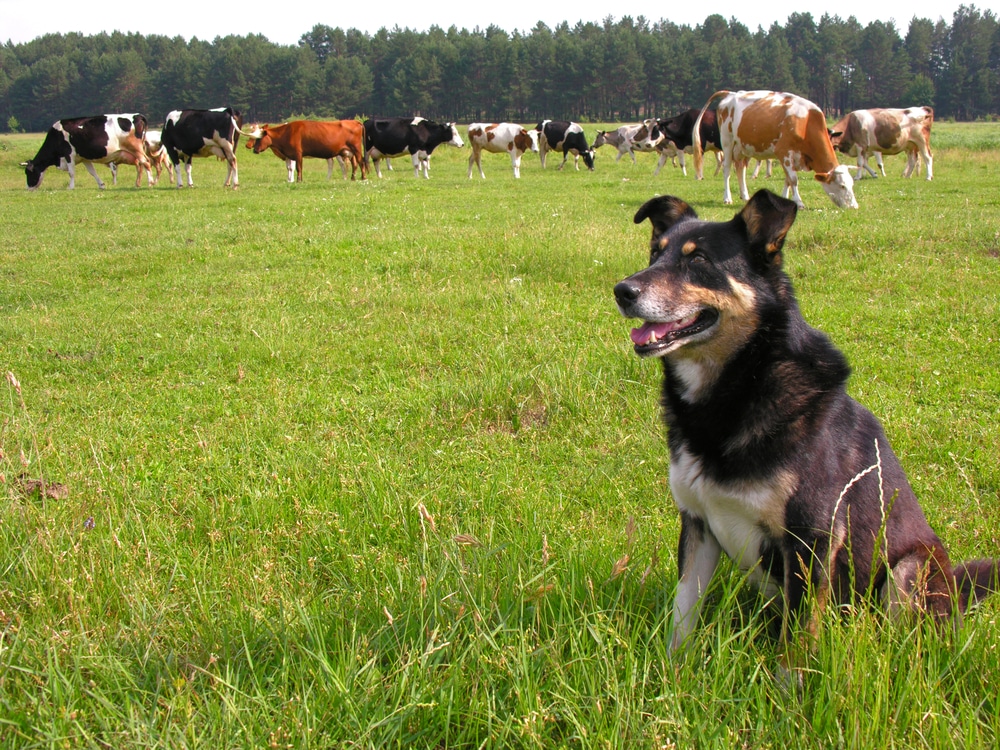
[642,109,723,178]
[22,114,152,190]
[535,120,595,171]
[363,117,464,178]
[160,107,244,188]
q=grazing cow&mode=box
[364,117,464,178]
[694,90,857,209]
[466,122,540,179]
[828,107,934,180]
[244,119,366,181]
[535,120,595,171]
[160,107,244,188]
[592,123,661,164]
[22,114,152,190]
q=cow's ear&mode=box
[737,189,797,267]
[828,130,842,139]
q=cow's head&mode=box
[22,160,44,190]
[815,164,858,209]
[582,148,596,170]
[244,125,271,153]
[526,128,540,153]
[827,128,846,153]
[446,123,465,148]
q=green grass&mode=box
[1,124,999,748]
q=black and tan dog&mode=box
[614,189,996,660]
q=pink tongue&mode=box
[630,322,672,345]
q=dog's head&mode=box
[614,189,798,363]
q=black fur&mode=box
[615,189,997,655]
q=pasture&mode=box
[1,122,999,748]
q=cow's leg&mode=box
[781,164,804,208]
[721,152,734,205]
[737,158,752,202]
[669,512,722,653]
[539,146,547,169]
[678,151,687,177]
[184,160,194,187]
[921,143,933,180]
[295,158,304,183]
[653,151,668,177]
[859,153,879,179]
[109,162,118,185]
[874,151,888,178]
[83,162,106,190]
[512,152,522,179]
[285,159,295,182]
[713,151,723,177]
[557,152,568,171]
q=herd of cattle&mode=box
[21,91,935,209]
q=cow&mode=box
[639,109,723,179]
[22,114,152,190]
[592,123,661,164]
[160,107,244,188]
[466,122,540,179]
[535,120,595,171]
[244,119,366,181]
[363,117,464,178]
[109,128,174,185]
[828,107,934,180]
[694,90,858,209]
[144,129,174,184]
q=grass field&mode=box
[1,121,999,748]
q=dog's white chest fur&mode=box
[670,448,793,572]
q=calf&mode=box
[22,114,152,190]
[466,122,539,179]
[828,107,934,180]
[535,120,595,171]
[244,119,366,181]
[695,90,857,209]
[364,117,464,178]
[160,107,244,188]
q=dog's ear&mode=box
[634,196,698,260]
[737,190,798,267]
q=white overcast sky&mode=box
[0,1,974,46]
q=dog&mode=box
[614,189,997,665]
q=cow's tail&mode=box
[693,90,730,179]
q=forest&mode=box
[1,6,998,132]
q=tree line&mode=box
[2,6,998,133]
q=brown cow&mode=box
[245,119,366,181]
[829,107,934,180]
[694,90,858,209]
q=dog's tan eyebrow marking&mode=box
[658,236,670,250]
[682,240,698,255]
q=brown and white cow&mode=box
[829,107,933,180]
[244,119,366,181]
[695,90,857,209]
[466,123,539,179]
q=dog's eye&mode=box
[688,251,708,265]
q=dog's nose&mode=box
[614,279,643,306]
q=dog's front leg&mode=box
[670,512,722,652]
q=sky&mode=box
[0,0,974,47]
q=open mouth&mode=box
[629,309,719,356]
